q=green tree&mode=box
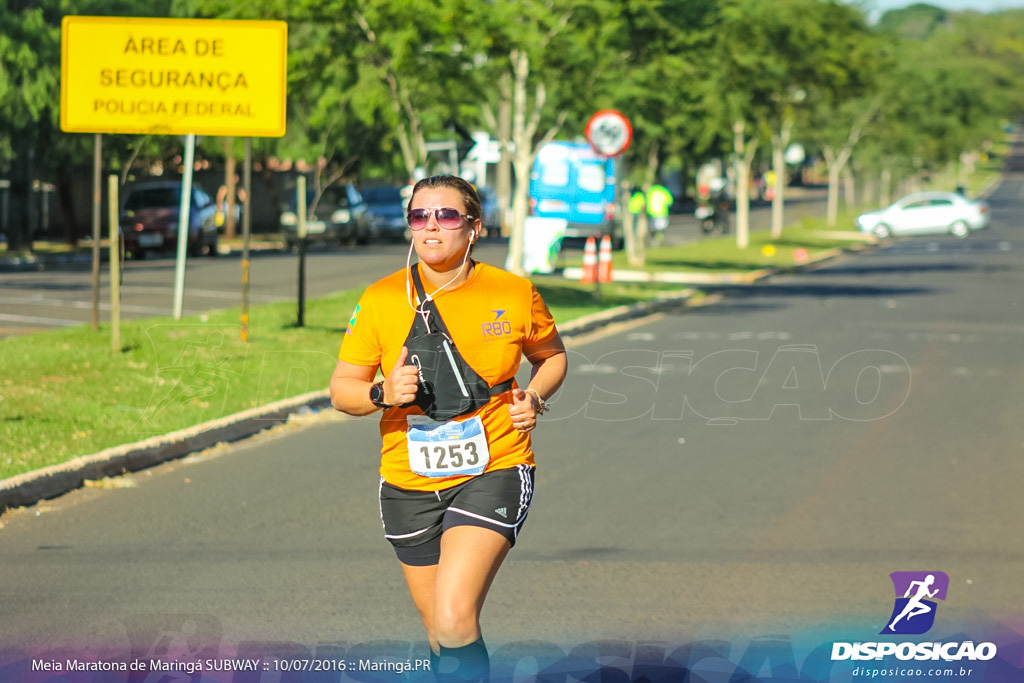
[0,3,57,167]
[188,0,405,229]
[461,0,615,275]
[855,6,1016,208]
[874,2,953,41]
[699,0,781,249]
[275,14,393,221]
[759,0,878,237]
[1,1,60,249]
[608,0,716,265]
[812,94,883,225]
[856,6,1024,203]
[2,0,186,249]
[351,0,472,178]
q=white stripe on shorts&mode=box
[379,476,439,541]
[515,464,533,540]
[447,464,534,533]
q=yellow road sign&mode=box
[61,16,287,137]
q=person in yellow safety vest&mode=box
[646,184,673,245]
[764,169,777,201]
[627,190,646,247]
[629,189,646,215]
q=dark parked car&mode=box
[361,185,408,242]
[280,182,371,250]
[477,186,502,236]
[120,181,220,259]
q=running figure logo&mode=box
[881,571,949,635]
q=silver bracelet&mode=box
[525,388,549,415]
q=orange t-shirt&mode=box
[339,262,559,491]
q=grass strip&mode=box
[0,275,698,481]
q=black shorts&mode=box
[378,465,535,566]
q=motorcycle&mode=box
[695,197,731,235]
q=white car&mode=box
[856,191,990,239]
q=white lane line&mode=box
[0,296,172,316]
[120,285,290,301]
[0,313,81,326]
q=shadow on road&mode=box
[702,281,938,302]
[795,261,983,278]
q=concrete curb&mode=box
[0,252,92,272]
[0,391,331,514]
[562,267,774,285]
[0,240,866,515]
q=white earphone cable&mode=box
[404,233,476,322]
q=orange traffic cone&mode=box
[597,235,614,283]
[581,236,598,283]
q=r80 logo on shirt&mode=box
[482,310,512,338]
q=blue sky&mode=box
[860,0,1024,23]
[867,0,1024,13]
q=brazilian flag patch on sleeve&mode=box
[346,304,360,335]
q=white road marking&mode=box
[0,313,81,326]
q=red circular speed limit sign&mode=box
[585,109,633,157]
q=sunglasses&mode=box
[406,207,475,231]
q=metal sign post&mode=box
[172,133,196,320]
[91,134,102,330]
[583,109,633,302]
[296,175,307,328]
[240,138,253,342]
[107,175,121,351]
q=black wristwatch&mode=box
[369,381,392,409]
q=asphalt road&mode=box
[2,177,1022,680]
[0,190,827,338]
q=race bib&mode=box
[406,414,490,478]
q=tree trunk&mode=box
[507,50,531,276]
[842,165,855,214]
[821,143,856,228]
[823,147,841,228]
[770,118,792,240]
[814,99,877,226]
[732,120,757,249]
[509,154,531,276]
[624,143,659,267]
[57,167,79,246]
[397,122,416,180]
[496,73,513,236]
[620,179,641,266]
[506,48,566,276]
[8,145,36,252]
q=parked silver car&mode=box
[856,191,990,240]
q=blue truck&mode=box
[528,140,621,245]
